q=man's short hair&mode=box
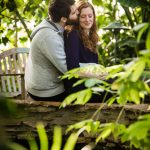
[49,0,75,22]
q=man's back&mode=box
[25,19,67,98]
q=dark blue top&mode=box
[63,30,98,96]
[64,30,98,70]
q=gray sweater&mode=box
[25,19,67,97]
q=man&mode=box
[25,0,79,101]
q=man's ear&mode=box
[61,17,67,23]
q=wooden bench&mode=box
[0,48,29,99]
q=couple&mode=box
[25,0,99,101]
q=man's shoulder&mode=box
[31,19,59,38]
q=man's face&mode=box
[67,4,79,25]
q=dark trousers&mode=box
[28,92,66,102]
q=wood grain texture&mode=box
[3,99,150,144]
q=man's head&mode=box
[49,0,78,24]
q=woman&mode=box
[64,1,99,96]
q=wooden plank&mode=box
[17,53,23,73]
[16,47,29,53]
[13,53,21,92]
[2,100,150,145]
[22,53,27,72]
[0,60,7,92]
[3,57,12,92]
[8,55,16,92]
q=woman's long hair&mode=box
[77,2,99,53]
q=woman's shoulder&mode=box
[68,29,79,36]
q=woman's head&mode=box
[78,2,96,33]
[77,1,98,53]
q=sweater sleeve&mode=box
[64,30,80,70]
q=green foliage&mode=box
[67,119,100,135]
[133,23,150,50]
[37,122,49,150]
[0,95,17,116]
[60,89,92,108]
[0,0,48,48]
[63,133,78,150]
[64,114,150,149]
[92,0,103,6]
[51,126,78,150]
[118,0,149,8]
[51,126,62,150]
[121,114,150,149]
[59,21,150,149]
[66,119,126,145]
[7,142,28,150]
[62,64,108,80]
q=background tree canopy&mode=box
[0,0,150,65]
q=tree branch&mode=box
[15,10,31,40]
[121,5,134,28]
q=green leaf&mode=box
[28,138,38,150]
[133,23,148,31]
[88,121,100,133]
[36,122,48,150]
[75,89,92,104]
[106,96,116,106]
[146,26,150,50]
[60,93,78,108]
[113,124,126,139]
[117,96,127,105]
[96,123,115,143]
[91,86,104,92]
[92,0,103,6]
[138,114,150,120]
[84,78,104,88]
[137,23,149,42]
[63,133,78,150]
[129,88,140,104]
[96,128,112,142]
[130,59,146,82]
[121,120,150,144]
[7,142,28,150]
[66,119,93,133]
[139,50,150,57]
[106,65,124,79]
[60,89,92,107]
[73,79,86,87]
[51,126,62,150]
[14,0,24,8]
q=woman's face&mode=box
[79,7,94,31]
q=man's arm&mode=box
[41,31,67,74]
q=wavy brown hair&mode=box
[77,2,99,53]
